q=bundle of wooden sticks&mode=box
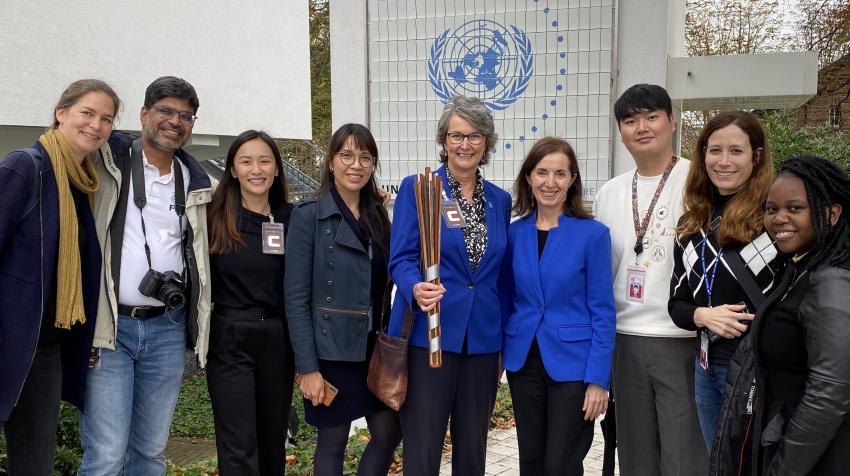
[414,167,442,368]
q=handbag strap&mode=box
[724,249,766,308]
[380,278,415,340]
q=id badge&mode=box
[262,222,285,254]
[441,199,466,228]
[699,330,709,370]
[625,265,646,303]
[89,348,101,369]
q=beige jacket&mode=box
[92,134,213,366]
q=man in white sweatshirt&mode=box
[594,84,707,475]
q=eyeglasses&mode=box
[337,150,375,167]
[446,132,485,145]
[149,105,198,125]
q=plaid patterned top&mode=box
[670,229,785,363]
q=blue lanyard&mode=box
[700,235,723,308]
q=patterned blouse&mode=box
[446,167,488,272]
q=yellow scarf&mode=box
[38,129,100,329]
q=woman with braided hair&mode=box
[751,154,850,475]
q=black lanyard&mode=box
[631,156,678,255]
[130,139,187,273]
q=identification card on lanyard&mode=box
[441,196,467,229]
[262,214,285,255]
[625,264,646,303]
[699,235,722,370]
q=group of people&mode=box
[0,75,848,476]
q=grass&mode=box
[0,371,514,475]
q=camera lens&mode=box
[159,282,186,310]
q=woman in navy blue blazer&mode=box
[388,96,511,476]
[502,137,616,475]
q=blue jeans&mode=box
[694,357,728,451]
[78,309,186,476]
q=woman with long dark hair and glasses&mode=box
[286,123,401,475]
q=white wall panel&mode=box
[367,0,615,198]
[0,1,311,140]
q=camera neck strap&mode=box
[130,139,187,273]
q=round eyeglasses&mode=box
[337,150,375,168]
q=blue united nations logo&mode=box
[428,20,533,111]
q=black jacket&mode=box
[714,257,850,475]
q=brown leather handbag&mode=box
[367,299,414,412]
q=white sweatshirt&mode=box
[594,158,695,338]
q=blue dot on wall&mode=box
[558,36,564,42]
[542,113,549,120]
[519,135,526,142]
[560,68,566,75]
[550,100,556,106]
[552,21,558,27]
[505,143,512,149]
[560,52,566,58]
[544,7,550,13]
[492,148,497,154]
[556,84,564,91]
[531,126,538,132]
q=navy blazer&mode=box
[501,212,616,388]
[388,165,511,354]
[0,142,100,422]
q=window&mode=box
[829,104,841,128]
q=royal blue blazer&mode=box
[388,165,511,354]
[501,212,616,388]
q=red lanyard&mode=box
[631,156,678,255]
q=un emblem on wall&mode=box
[428,20,533,111]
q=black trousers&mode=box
[507,340,593,476]
[3,343,62,476]
[206,312,295,476]
[400,345,500,476]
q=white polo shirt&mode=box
[118,150,190,307]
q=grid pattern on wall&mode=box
[366,0,615,198]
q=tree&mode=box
[681,0,788,158]
[685,0,785,56]
[278,0,331,186]
[791,0,850,67]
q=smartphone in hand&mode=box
[295,373,339,406]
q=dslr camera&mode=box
[138,269,186,310]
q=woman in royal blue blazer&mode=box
[388,96,511,476]
[502,137,616,475]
